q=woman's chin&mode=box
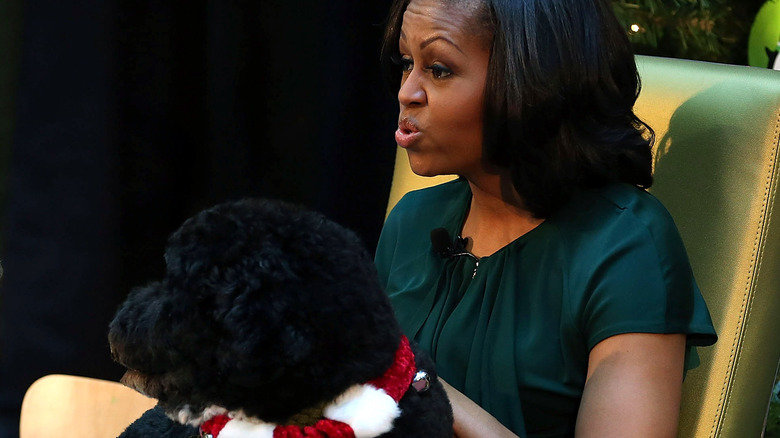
[410,166,448,178]
[407,158,451,178]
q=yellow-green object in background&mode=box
[749,0,780,69]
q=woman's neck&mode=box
[461,174,544,258]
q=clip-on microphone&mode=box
[430,227,480,278]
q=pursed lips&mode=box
[395,117,422,148]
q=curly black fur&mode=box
[110,198,452,437]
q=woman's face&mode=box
[394,0,491,179]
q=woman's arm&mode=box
[440,379,519,438]
[575,333,687,438]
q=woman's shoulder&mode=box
[393,177,468,205]
[555,183,677,236]
[387,178,469,222]
[550,183,689,268]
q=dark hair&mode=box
[381,0,654,218]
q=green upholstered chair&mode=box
[385,55,780,437]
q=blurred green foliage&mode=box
[611,0,766,64]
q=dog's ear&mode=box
[109,281,200,373]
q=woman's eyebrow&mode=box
[399,31,464,54]
[421,35,464,53]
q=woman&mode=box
[375,0,717,436]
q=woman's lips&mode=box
[395,118,421,148]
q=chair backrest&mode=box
[19,374,156,438]
[385,55,780,437]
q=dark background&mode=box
[0,1,396,436]
[0,0,774,436]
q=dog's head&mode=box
[108,198,401,424]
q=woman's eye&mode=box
[400,57,414,74]
[430,64,453,79]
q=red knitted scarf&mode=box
[200,335,416,438]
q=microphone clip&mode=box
[431,227,475,258]
[430,227,480,278]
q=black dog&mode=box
[109,199,452,437]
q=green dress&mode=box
[374,178,717,437]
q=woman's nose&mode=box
[398,72,426,107]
